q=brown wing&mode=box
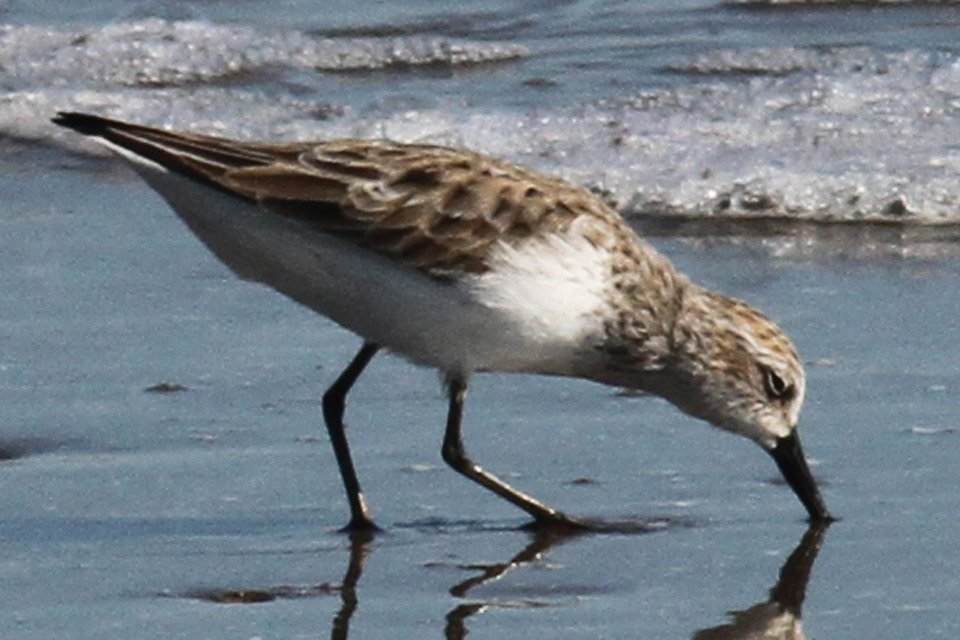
[53,112,622,275]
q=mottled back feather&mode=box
[53,113,626,276]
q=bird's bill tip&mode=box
[769,430,834,523]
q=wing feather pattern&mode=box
[53,112,621,276]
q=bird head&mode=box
[664,288,832,522]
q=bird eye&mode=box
[761,366,793,402]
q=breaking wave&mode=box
[5,18,960,227]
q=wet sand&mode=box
[2,160,959,638]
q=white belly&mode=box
[119,153,611,377]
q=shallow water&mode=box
[3,150,960,638]
[3,0,960,638]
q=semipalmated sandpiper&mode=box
[53,112,832,530]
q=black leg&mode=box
[441,377,586,530]
[322,342,380,531]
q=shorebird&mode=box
[53,112,832,530]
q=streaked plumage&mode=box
[53,112,831,529]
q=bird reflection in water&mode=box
[330,530,375,640]
[321,523,829,639]
[692,523,830,640]
[444,527,574,639]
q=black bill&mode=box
[768,431,833,522]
